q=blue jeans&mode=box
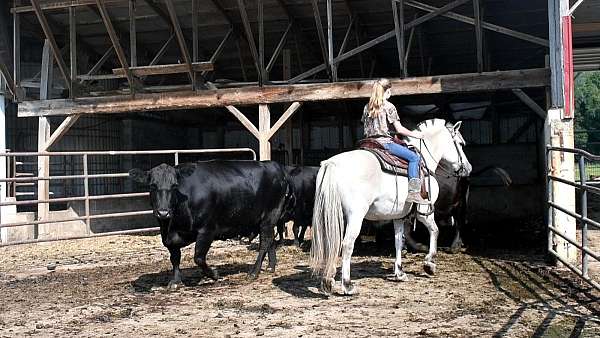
[383,142,420,178]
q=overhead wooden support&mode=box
[69,7,77,96]
[31,0,73,94]
[95,0,136,90]
[79,46,114,83]
[206,82,259,139]
[267,102,302,139]
[258,0,265,85]
[237,0,261,74]
[392,0,406,77]
[0,63,17,99]
[337,17,355,58]
[192,0,199,62]
[113,62,213,77]
[311,0,332,81]
[405,0,549,47]
[202,28,233,77]
[404,0,471,30]
[164,0,195,86]
[473,0,484,72]
[18,68,550,117]
[38,41,53,226]
[511,88,547,119]
[12,0,123,13]
[42,115,81,151]
[326,0,337,81]
[129,0,137,67]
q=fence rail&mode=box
[0,148,256,247]
[547,146,600,291]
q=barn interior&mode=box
[0,0,586,248]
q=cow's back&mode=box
[179,160,291,238]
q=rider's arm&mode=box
[393,121,423,139]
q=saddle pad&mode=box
[361,148,409,176]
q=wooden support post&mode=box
[473,0,483,72]
[69,7,77,97]
[392,0,406,77]
[512,89,547,119]
[259,104,271,161]
[129,0,137,67]
[311,0,332,80]
[327,0,337,81]
[258,0,265,84]
[164,0,195,86]
[237,0,261,75]
[13,12,20,94]
[192,0,198,63]
[205,82,259,139]
[31,0,73,94]
[37,41,52,229]
[42,115,81,151]
[267,102,302,140]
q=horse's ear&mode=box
[452,121,463,132]
[129,168,149,184]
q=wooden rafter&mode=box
[31,0,73,94]
[19,68,550,117]
[95,0,136,90]
[237,0,261,74]
[164,0,195,85]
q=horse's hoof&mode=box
[423,261,436,275]
[321,278,334,295]
[342,281,359,296]
[387,272,409,282]
[167,280,182,289]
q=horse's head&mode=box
[415,119,472,177]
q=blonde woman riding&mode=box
[361,78,427,204]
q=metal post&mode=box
[579,155,588,277]
[83,154,90,233]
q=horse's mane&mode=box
[415,118,450,133]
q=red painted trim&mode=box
[562,16,574,119]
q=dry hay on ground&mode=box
[0,235,599,337]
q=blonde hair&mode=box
[368,79,392,118]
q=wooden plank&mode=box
[192,0,199,63]
[288,64,327,84]
[13,13,20,90]
[12,0,124,13]
[95,0,135,89]
[404,0,471,30]
[69,7,77,91]
[311,0,331,80]
[337,17,355,58]
[405,0,549,47]
[237,0,261,74]
[473,0,483,72]
[113,62,213,77]
[129,0,137,67]
[392,0,406,77]
[164,0,195,85]
[259,104,271,160]
[80,46,113,83]
[18,68,551,117]
[327,0,337,81]
[31,0,73,94]
[267,102,302,139]
[42,115,81,151]
[512,88,547,119]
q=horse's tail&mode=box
[310,162,344,280]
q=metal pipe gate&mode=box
[0,148,256,246]
[547,146,600,290]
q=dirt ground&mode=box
[0,235,599,338]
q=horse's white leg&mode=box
[341,212,365,295]
[416,207,439,275]
[390,219,409,282]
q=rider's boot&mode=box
[406,178,429,204]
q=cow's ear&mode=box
[129,168,149,184]
[176,163,195,179]
[452,121,463,132]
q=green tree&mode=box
[575,71,600,153]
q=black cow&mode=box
[129,161,293,286]
[282,166,319,246]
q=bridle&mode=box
[419,127,468,178]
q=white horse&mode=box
[309,119,472,295]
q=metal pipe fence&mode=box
[547,146,600,291]
[0,148,256,247]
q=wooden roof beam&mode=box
[18,68,550,117]
[164,0,196,86]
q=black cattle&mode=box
[129,161,293,286]
[405,165,510,253]
[282,166,319,246]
